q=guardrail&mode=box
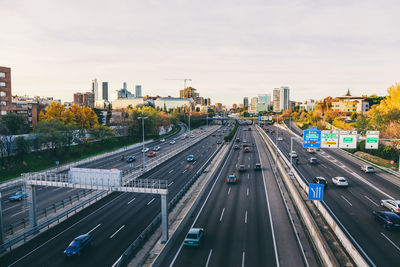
[3,190,92,236]
[256,125,373,267]
[0,190,108,254]
[114,138,228,267]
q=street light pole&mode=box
[290,137,294,174]
[138,116,148,171]
[275,127,279,169]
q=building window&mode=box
[0,82,6,87]
[0,91,6,97]
[0,72,5,78]
[1,110,6,115]
[0,101,7,106]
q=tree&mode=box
[324,110,339,123]
[355,114,370,134]
[15,136,30,161]
[0,113,28,135]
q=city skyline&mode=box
[1,1,399,105]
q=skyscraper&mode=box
[91,79,98,101]
[243,97,249,108]
[280,87,290,111]
[135,85,142,98]
[102,82,109,101]
[257,94,271,112]
[273,88,280,112]
[73,92,83,106]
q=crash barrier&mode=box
[256,125,372,267]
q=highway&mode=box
[265,124,400,266]
[1,124,188,233]
[0,124,229,267]
[164,124,307,267]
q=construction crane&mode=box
[166,78,192,89]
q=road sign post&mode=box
[308,183,324,201]
[365,131,379,149]
[303,126,322,148]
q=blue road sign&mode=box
[308,183,324,201]
[258,116,261,121]
[303,127,322,148]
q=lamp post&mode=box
[138,116,148,171]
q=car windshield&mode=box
[186,234,198,239]
[339,179,346,182]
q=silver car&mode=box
[381,199,400,213]
[361,165,375,173]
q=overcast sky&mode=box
[1,0,399,106]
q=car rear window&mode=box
[187,234,198,239]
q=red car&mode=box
[244,147,251,153]
[147,151,157,157]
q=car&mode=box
[243,147,251,153]
[361,165,375,173]
[212,134,216,137]
[160,138,165,142]
[289,151,298,158]
[381,199,400,213]
[313,177,328,187]
[190,134,195,138]
[332,176,349,187]
[271,130,275,133]
[265,128,269,132]
[277,137,283,141]
[243,139,247,143]
[238,165,246,172]
[153,146,161,151]
[309,157,318,164]
[254,163,262,170]
[9,190,27,201]
[233,145,240,150]
[372,211,400,230]
[217,140,222,144]
[64,234,93,256]
[147,151,157,157]
[126,156,136,163]
[235,138,240,143]
[142,148,149,153]
[307,148,315,153]
[184,228,204,247]
[187,155,194,162]
[226,174,237,183]
[248,127,251,131]
[170,140,176,145]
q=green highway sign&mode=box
[366,131,379,149]
[321,130,339,148]
[339,131,357,149]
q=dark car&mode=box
[64,234,93,256]
[233,145,240,150]
[238,165,246,172]
[372,211,400,230]
[313,177,328,187]
[235,138,240,143]
[309,157,317,164]
[126,156,136,163]
[254,163,262,170]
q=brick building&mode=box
[0,66,12,117]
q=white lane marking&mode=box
[2,204,20,212]
[245,210,248,224]
[242,251,245,267]
[8,192,127,267]
[10,209,26,217]
[168,181,174,187]
[193,161,196,165]
[127,197,136,205]
[147,198,155,205]
[247,188,249,196]
[248,173,250,180]
[168,169,174,174]
[364,195,379,207]
[381,232,400,252]
[182,169,187,174]
[112,255,123,267]
[228,187,231,195]
[219,208,225,222]
[205,249,213,267]
[37,188,43,191]
[110,225,125,239]
[88,223,101,234]
[341,195,353,206]
[248,157,250,160]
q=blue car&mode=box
[9,190,27,201]
[373,211,400,230]
[64,234,93,256]
[187,155,194,162]
[226,175,237,184]
[184,228,204,247]
[126,156,136,163]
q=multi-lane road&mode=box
[265,123,400,266]
[0,124,229,266]
[162,124,309,267]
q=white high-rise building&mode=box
[92,78,99,101]
[273,88,280,112]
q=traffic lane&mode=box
[253,127,306,267]
[2,128,222,266]
[267,128,400,266]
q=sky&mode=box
[1,0,400,106]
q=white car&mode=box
[142,148,149,153]
[332,176,348,187]
[380,199,400,213]
[277,137,283,141]
[170,140,176,145]
[307,148,315,153]
[289,151,298,158]
[153,146,161,151]
[160,138,165,142]
[361,165,375,173]
[190,134,195,138]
